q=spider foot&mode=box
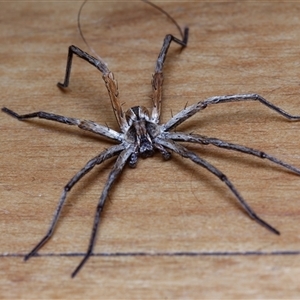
[57,82,69,92]
[2,107,20,119]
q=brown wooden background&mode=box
[1,1,300,299]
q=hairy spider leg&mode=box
[155,138,280,235]
[165,132,300,176]
[151,28,189,123]
[56,45,129,133]
[71,146,134,278]
[1,107,122,142]
[23,144,125,262]
[164,94,300,131]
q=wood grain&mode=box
[1,1,300,298]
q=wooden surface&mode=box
[1,1,300,299]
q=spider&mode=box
[2,1,300,278]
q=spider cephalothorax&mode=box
[125,105,170,166]
[2,0,300,278]
[126,106,156,159]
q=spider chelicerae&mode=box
[2,1,300,277]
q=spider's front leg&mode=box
[57,45,110,88]
[164,94,300,131]
[151,27,189,123]
[57,45,129,133]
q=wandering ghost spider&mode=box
[2,0,300,278]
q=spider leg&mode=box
[165,132,300,175]
[164,94,300,131]
[155,28,188,74]
[2,107,80,124]
[151,27,188,123]
[1,107,122,142]
[57,45,110,88]
[24,144,125,262]
[57,45,128,133]
[71,146,134,278]
[102,71,129,132]
[155,137,280,235]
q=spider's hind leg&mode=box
[165,131,300,175]
[71,146,133,278]
[24,144,125,265]
[155,137,281,235]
